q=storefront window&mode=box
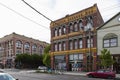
[74,54,78,60]
[69,54,83,71]
[69,55,73,60]
[54,55,66,70]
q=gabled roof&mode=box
[97,12,120,30]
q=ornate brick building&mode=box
[0,32,49,67]
[50,4,104,71]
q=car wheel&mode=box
[107,76,113,79]
[88,74,93,78]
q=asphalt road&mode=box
[11,73,111,80]
[4,69,115,80]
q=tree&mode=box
[100,49,114,69]
[15,53,43,68]
[43,53,50,67]
[43,45,51,67]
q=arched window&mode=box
[69,23,73,33]
[63,26,66,35]
[55,28,57,37]
[32,44,37,52]
[86,16,93,29]
[24,42,30,49]
[74,39,78,49]
[103,33,117,48]
[88,16,93,26]
[16,40,22,48]
[39,45,43,55]
[79,20,83,30]
[74,22,78,32]
[59,28,62,36]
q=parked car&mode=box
[38,66,47,70]
[0,73,18,80]
[86,69,116,79]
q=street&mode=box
[3,69,115,80]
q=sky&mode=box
[0,0,120,43]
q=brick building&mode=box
[50,4,104,71]
[0,32,49,67]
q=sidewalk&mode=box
[62,71,120,78]
[63,71,86,76]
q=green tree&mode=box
[43,45,51,67]
[15,53,43,68]
[100,49,114,69]
[43,53,50,67]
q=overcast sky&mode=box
[0,0,120,43]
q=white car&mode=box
[0,73,18,80]
[38,66,47,70]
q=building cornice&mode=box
[50,4,97,28]
[50,48,96,55]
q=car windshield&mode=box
[97,70,104,73]
[0,73,15,80]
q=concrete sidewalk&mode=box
[63,71,86,76]
[62,71,120,78]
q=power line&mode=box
[0,2,49,30]
[21,0,53,22]
[101,2,120,11]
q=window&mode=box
[39,46,43,54]
[103,40,109,47]
[69,41,73,50]
[24,42,30,49]
[110,38,117,47]
[55,29,57,37]
[59,28,61,36]
[87,37,93,48]
[69,54,83,61]
[16,50,22,54]
[16,40,22,48]
[69,54,73,60]
[79,20,83,30]
[32,44,37,52]
[55,43,57,51]
[63,26,66,34]
[74,23,78,32]
[74,40,78,49]
[74,54,78,60]
[58,43,62,51]
[88,16,93,26]
[103,38,117,47]
[79,54,83,60]
[79,39,83,48]
[63,42,66,51]
[103,33,117,48]
[69,24,73,33]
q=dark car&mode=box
[86,69,116,79]
[0,73,18,80]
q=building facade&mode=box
[50,4,104,71]
[0,32,49,68]
[97,12,120,73]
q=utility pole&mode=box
[88,28,92,71]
